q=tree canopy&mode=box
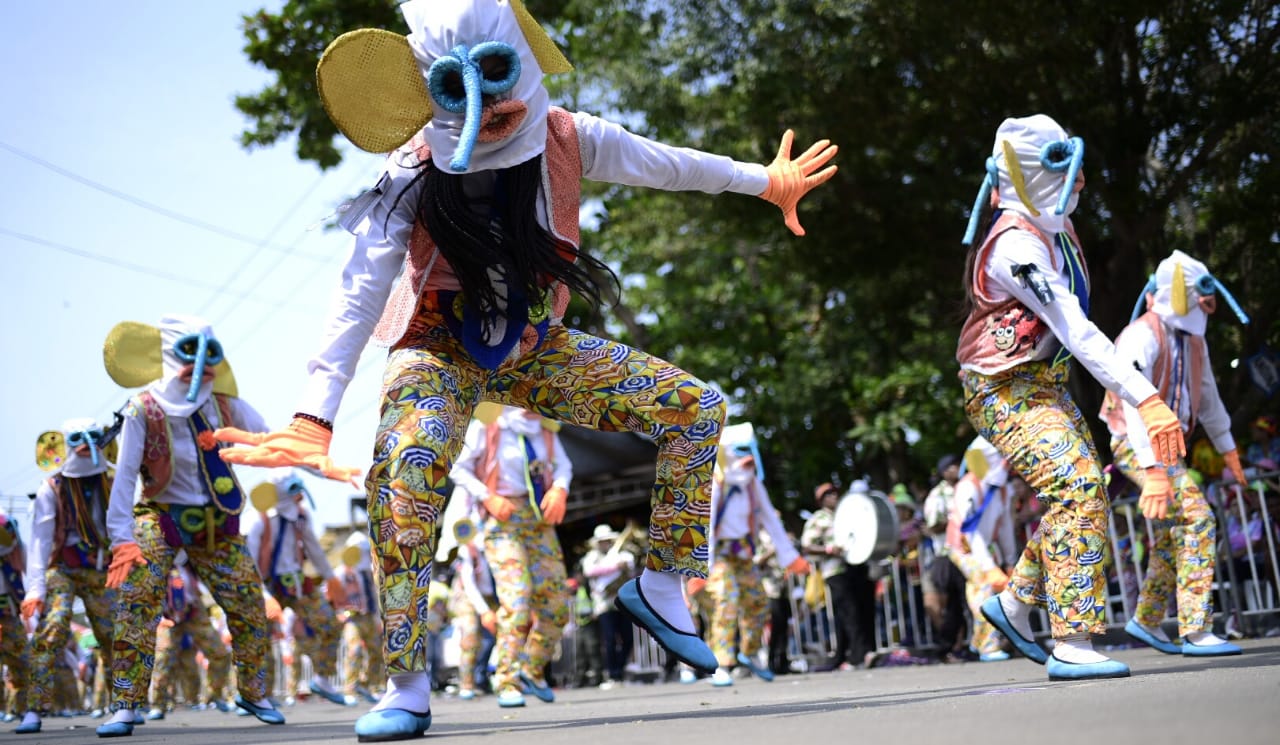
[237,0,1280,509]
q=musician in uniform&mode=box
[580,523,637,689]
[801,482,876,670]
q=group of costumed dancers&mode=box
[0,0,1255,742]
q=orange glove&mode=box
[483,494,515,522]
[324,576,345,605]
[759,129,839,236]
[1140,467,1173,520]
[158,617,176,630]
[106,542,147,589]
[785,556,811,576]
[20,598,43,622]
[1136,395,1186,467]
[541,485,568,525]
[264,594,283,623]
[215,417,362,486]
[480,610,497,634]
[686,577,707,596]
[1223,448,1247,487]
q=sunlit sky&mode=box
[1,1,393,538]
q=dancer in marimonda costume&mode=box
[701,423,808,686]
[437,492,495,701]
[336,532,386,705]
[147,565,233,718]
[0,510,31,729]
[96,315,283,736]
[212,0,836,739]
[956,115,1185,681]
[244,469,350,706]
[16,420,117,734]
[1101,250,1249,657]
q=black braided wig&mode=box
[395,154,616,319]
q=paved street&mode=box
[18,640,1280,744]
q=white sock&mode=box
[20,711,39,726]
[1053,633,1109,664]
[1138,621,1172,643]
[998,590,1035,641]
[1185,631,1227,646]
[371,672,431,714]
[104,710,133,726]
[639,569,695,634]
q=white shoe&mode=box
[598,680,618,691]
[678,669,697,684]
[709,668,733,687]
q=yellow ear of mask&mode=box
[103,321,238,396]
[963,447,990,481]
[1171,262,1189,315]
[250,482,280,513]
[36,431,67,472]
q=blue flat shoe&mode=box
[234,697,286,725]
[311,685,354,707]
[14,719,40,734]
[979,650,1011,662]
[1182,639,1243,657]
[615,578,718,673]
[979,595,1048,664]
[497,690,526,708]
[355,686,381,705]
[96,721,134,738]
[1045,654,1130,681]
[1124,619,1181,655]
[354,709,432,743]
[518,672,555,703]
[736,651,775,682]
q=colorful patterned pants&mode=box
[1112,435,1217,636]
[447,583,483,690]
[341,613,385,695]
[948,550,1004,656]
[963,363,1110,637]
[483,501,570,694]
[0,610,29,715]
[108,504,270,711]
[91,649,109,711]
[707,551,767,667]
[366,310,725,673]
[29,563,114,713]
[277,590,341,677]
[152,603,231,708]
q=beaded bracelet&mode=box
[294,412,334,431]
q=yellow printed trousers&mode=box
[29,563,114,713]
[341,613,385,695]
[0,609,29,715]
[706,551,767,667]
[277,589,341,677]
[152,602,231,708]
[365,307,725,673]
[1112,435,1217,636]
[447,582,483,691]
[948,550,1003,656]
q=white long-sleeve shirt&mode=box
[107,396,269,548]
[296,110,770,420]
[964,227,1157,408]
[708,475,800,571]
[450,419,572,501]
[1115,319,1235,468]
[949,476,1015,572]
[244,507,334,581]
[455,542,495,613]
[26,475,110,600]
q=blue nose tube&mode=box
[186,335,210,402]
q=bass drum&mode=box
[832,489,900,565]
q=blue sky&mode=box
[0,1,393,536]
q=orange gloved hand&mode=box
[483,494,515,522]
[20,598,43,622]
[686,577,707,597]
[215,417,362,486]
[158,617,176,630]
[759,129,839,236]
[785,556,811,576]
[1136,395,1186,467]
[324,576,345,605]
[106,542,147,589]
[480,610,497,634]
[541,486,568,525]
[264,594,283,623]
[1140,467,1173,520]
[1223,448,1247,487]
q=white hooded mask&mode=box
[266,468,307,522]
[148,315,221,418]
[965,436,1009,489]
[345,530,372,572]
[59,416,110,479]
[992,115,1080,235]
[498,405,544,438]
[403,0,550,173]
[1149,250,1211,337]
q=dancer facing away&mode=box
[1102,250,1249,657]
[18,419,116,735]
[0,510,31,730]
[956,114,1185,681]
[97,315,283,737]
[213,0,836,740]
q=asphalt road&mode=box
[17,639,1280,744]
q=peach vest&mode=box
[372,108,583,348]
[136,391,240,500]
[1099,312,1205,437]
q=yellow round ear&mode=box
[36,430,67,472]
[453,517,476,544]
[104,321,162,388]
[1001,140,1041,217]
[1171,262,1189,315]
[474,402,502,425]
[340,544,362,568]
[510,0,573,74]
[317,28,433,154]
[964,447,990,481]
[250,482,279,513]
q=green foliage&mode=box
[236,0,1280,511]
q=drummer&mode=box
[801,481,878,670]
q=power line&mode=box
[0,139,331,262]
